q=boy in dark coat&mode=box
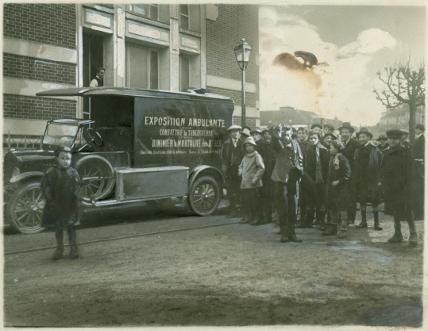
[301,131,329,229]
[339,122,359,223]
[353,128,383,230]
[324,141,351,237]
[41,146,81,259]
[380,129,418,246]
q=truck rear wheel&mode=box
[8,180,45,234]
[189,176,221,216]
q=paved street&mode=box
[4,208,424,327]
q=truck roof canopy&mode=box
[36,87,233,102]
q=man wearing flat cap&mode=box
[353,128,382,230]
[380,129,418,245]
[310,123,322,137]
[221,125,244,216]
[338,122,359,223]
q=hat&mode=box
[400,129,409,136]
[252,128,262,134]
[356,128,373,139]
[338,122,355,133]
[377,134,387,141]
[261,128,270,134]
[241,128,251,137]
[243,136,257,146]
[416,124,425,131]
[323,132,337,140]
[324,124,334,130]
[227,124,242,132]
[386,129,404,139]
[311,123,322,130]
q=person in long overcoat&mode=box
[353,128,383,230]
[257,128,276,224]
[324,141,352,237]
[221,125,244,217]
[412,124,424,220]
[301,131,329,229]
[380,129,418,246]
[339,122,359,223]
[271,127,304,242]
[41,147,81,259]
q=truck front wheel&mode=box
[189,176,221,216]
[8,180,45,234]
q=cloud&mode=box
[338,28,397,58]
[259,7,398,125]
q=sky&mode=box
[259,5,426,125]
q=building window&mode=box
[180,5,189,30]
[179,54,190,91]
[127,4,169,24]
[179,5,201,33]
[126,43,159,89]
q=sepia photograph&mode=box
[2,0,426,328]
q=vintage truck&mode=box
[4,87,234,234]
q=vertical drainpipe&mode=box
[200,5,207,89]
[76,4,84,117]
[115,5,126,87]
[169,5,180,91]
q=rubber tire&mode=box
[188,176,221,216]
[76,155,115,201]
[8,180,45,234]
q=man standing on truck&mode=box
[222,125,244,217]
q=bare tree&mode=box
[373,63,425,144]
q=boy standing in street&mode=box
[239,137,265,224]
[41,146,81,259]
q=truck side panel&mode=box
[133,98,233,169]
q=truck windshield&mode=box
[43,123,79,148]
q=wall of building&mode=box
[3,3,78,140]
[206,4,259,128]
[3,4,260,148]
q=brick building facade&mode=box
[3,4,259,148]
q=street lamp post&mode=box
[234,38,252,128]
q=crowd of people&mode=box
[221,121,425,246]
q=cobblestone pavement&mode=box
[3,209,424,327]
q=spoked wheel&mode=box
[76,155,115,202]
[189,176,221,216]
[8,181,45,234]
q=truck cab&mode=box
[4,87,234,234]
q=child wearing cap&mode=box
[238,137,265,224]
[41,147,81,260]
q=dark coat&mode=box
[353,143,382,203]
[221,137,244,179]
[341,138,359,169]
[41,166,81,229]
[303,144,329,185]
[412,134,425,160]
[380,145,417,206]
[326,153,351,210]
[257,140,276,179]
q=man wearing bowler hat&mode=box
[221,125,244,217]
[338,122,359,223]
[310,123,323,137]
[353,128,383,230]
[380,129,418,245]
